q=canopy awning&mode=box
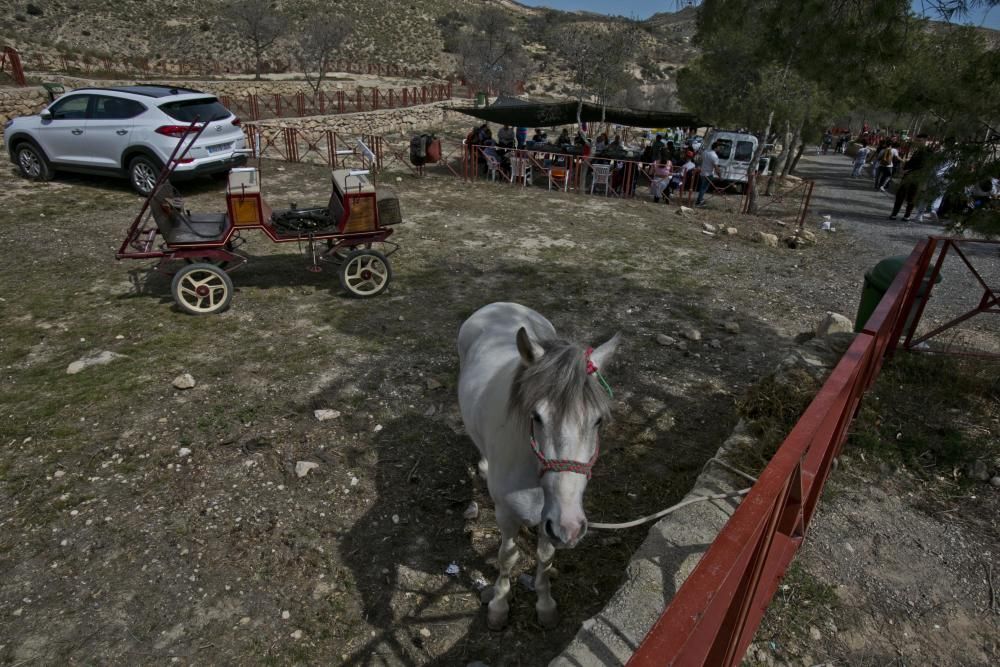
[449,99,702,129]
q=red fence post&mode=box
[338,90,345,114]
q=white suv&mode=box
[3,85,247,195]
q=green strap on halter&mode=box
[595,370,614,399]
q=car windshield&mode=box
[159,97,231,123]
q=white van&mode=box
[703,130,759,186]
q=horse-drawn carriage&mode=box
[117,121,402,314]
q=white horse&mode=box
[457,302,620,629]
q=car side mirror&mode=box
[39,109,52,121]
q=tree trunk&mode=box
[747,109,774,214]
[788,141,806,174]
[781,115,805,179]
[765,120,792,196]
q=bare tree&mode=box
[550,20,641,123]
[455,8,530,100]
[295,14,352,97]
[220,0,288,80]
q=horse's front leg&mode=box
[487,508,520,630]
[534,528,558,628]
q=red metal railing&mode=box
[897,236,1000,358]
[218,84,452,121]
[627,239,936,666]
[1,46,27,86]
[242,125,384,172]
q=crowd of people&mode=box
[841,130,998,223]
[464,123,708,202]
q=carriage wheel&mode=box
[338,249,391,298]
[171,263,234,315]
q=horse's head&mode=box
[512,327,621,548]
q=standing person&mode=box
[851,144,872,177]
[889,146,928,221]
[822,130,833,154]
[515,126,528,149]
[874,142,899,191]
[695,141,721,207]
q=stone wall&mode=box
[31,75,443,100]
[247,100,463,138]
[0,87,50,127]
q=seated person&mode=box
[594,133,608,153]
[649,149,673,203]
[557,128,571,146]
[531,128,546,143]
[497,124,516,149]
[678,150,698,193]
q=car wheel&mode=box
[128,155,163,196]
[15,143,53,181]
[210,169,232,181]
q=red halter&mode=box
[529,347,602,479]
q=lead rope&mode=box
[590,458,758,531]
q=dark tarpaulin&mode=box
[449,99,702,129]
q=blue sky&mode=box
[516,1,1000,29]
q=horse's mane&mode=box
[509,338,612,427]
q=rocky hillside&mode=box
[0,1,698,99]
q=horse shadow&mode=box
[292,257,795,665]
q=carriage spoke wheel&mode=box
[170,263,234,315]
[338,249,391,298]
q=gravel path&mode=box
[792,151,998,353]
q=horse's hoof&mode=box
[487,606,509,631]
[537,604,559,629]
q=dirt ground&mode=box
[0,149,997,666]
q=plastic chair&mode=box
[486,155,501,182]
[548,166,569,191]
[509,156,533,186]
[590,163,613,195]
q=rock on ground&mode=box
[815,311,854,337]
[295,461,319,478]
[172,373,196,390]
[752,231,779,248]
[313,409,341,421]
[66,351,126,375]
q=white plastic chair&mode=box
[509,156,533,186]
[486,155,501,182]
[590,163,613,195]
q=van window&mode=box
[714,139,733,159]
[735,141,755,161]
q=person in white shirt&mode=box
[852,145,872,177]
[695,141,722,206]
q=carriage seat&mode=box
[157,208,229,245]
[269,178,345,232]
